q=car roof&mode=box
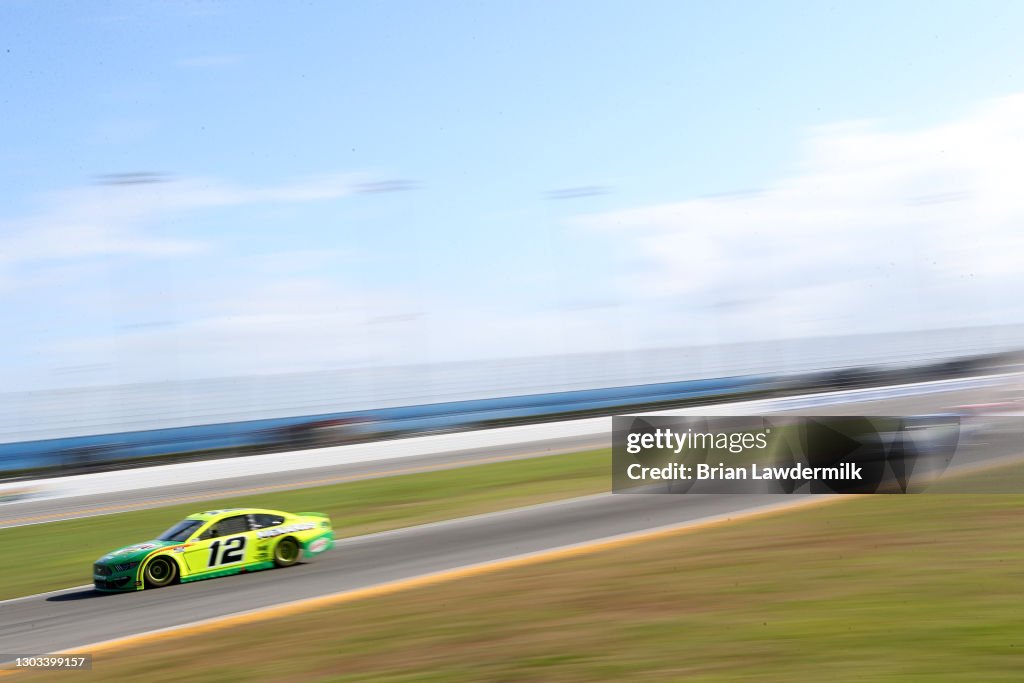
[185,508,290,522]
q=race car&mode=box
[92,507,333,592]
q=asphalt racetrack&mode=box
[0,380,1018,661]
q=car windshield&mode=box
[158,519,204,542]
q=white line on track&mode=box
[0,584,92,605]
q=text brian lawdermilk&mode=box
[625,427,863,481]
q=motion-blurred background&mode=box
[4,1,1024,475]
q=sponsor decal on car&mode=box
[255,522,316,539]
[307,538,330,553]
[118,543,158,554]
[103,544,159,561]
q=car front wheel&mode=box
[144,556,177,588]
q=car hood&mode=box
[97,539,179,564]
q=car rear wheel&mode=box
[144,556,177,588]
[274,537,300,568]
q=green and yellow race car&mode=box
[92,507,333,592]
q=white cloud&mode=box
[0,173,363,273]
[40,274,413,381]
[572,93,1024,341]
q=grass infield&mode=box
[0,449,609,601]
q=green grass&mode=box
[31,462,1024,682]
[0,449,609,600]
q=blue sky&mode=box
[3,1,1024,390]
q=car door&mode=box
[183,514,253,575]
[248,513,286,565]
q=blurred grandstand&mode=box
[2,324,1023,479]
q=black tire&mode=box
[144,556,177,588]
[273,537,300,568]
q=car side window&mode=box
[199,514,250,540]
[250,514,285,529]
